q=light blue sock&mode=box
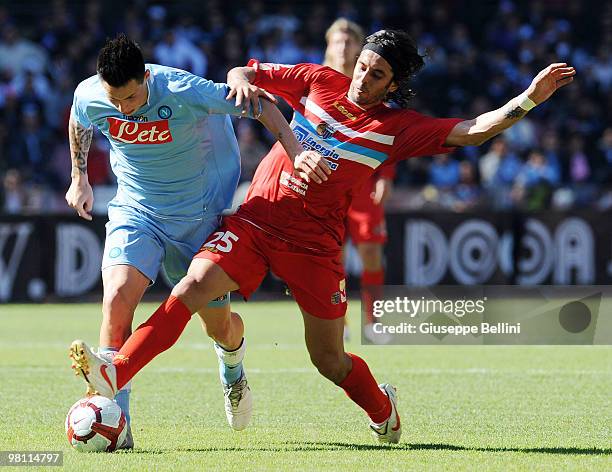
[214,338,246,386]
[99,347,132,425]
[114,388,131,425]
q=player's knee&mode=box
[309,351,349,383]
[172,274,215,313]
[172,275,197,298]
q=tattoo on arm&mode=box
[504,106,527,120]
[69,119,93,177]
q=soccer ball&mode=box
[65,395,127,452]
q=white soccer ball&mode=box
[65,395,127,452]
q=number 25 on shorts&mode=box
[203,231,239,253]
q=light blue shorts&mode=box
[102,203,229,307]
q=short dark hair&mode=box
[97,34,145,87]
[364,30,425,108]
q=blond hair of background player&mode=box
[324,18,364,77]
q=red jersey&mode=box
[237,61,462,251]
[350,163,396,213]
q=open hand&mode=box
[226,80,278,118]
[526,63,576,105]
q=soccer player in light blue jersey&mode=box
[65,34,328,448]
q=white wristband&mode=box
[517,92,536,111]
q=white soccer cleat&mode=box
[69,340,118,400]
[222,375,253,431]
[370,383,401,444]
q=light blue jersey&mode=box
[71,64,253,425]
[71,63,249,220]
[70,64,258,286]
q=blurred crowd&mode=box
[0,0,610,215]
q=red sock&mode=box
[339,353,391,424]
[361,269,384,287]
[113,296,192,389]
[361,270,384,324]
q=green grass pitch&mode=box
[0,301,610,471]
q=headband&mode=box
[362,43,401,77]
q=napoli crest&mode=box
[108,247,122,258]
[157,105,172,119]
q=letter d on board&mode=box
[55,224,102,296]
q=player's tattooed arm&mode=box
[68,117,93,178]
[66,117,95,220]
[445,98,531,147]
[445,63,575,147]
[504,106,527,120]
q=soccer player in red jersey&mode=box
[324,19,395,342]
[70,29,575,443]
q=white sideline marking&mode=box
[0,342,294,351]
[0,341,305,350]
[1,340,609,349]
[1,341,610,350]
[1,366,609,376]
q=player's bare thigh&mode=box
[172,257,240,313]
[100,264,150,347]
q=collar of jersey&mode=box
[145,69,153,107]
[343,94,387,115]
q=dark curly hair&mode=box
[364,30,425,108]
[97,34,145,87]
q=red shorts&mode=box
[194,216,347,319]
[345,183,387,245]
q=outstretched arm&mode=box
[65,116,94,220]
[446,63,576,147]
